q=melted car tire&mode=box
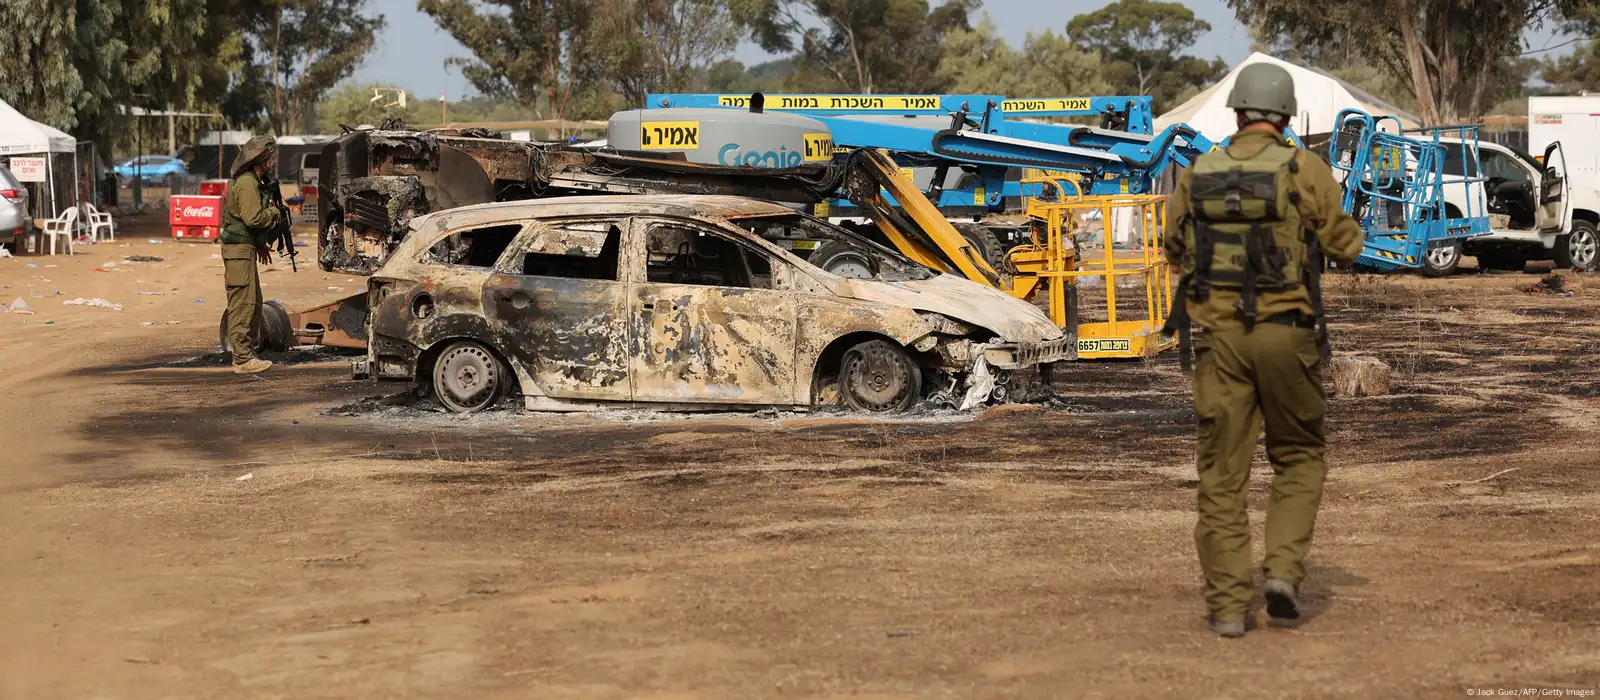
[431,340,504,413]
[839,340,922,413]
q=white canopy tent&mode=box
[1156,52,1419,140]
[0,97,79,220]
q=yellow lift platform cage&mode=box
[1004,175,1177,360]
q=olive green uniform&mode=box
[1165,129,1365,622]
[221,171,281,364]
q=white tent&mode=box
[1156,52,1420,140]
[0,99,75,155]
[0,97,80,221]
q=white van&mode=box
[1526,95,1600,272]
[1431,137,1580,275]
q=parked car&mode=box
[0,165,30,248]
[358,195,1072,414]
[1432,137,1585,274]
[113,155,188,184]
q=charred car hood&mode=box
[837,274,1063,343]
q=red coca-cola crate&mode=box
[198,179,229,197]
[170,195,223,240]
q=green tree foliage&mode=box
[734,0,977,93]
[1230,0,1594,125]
[1542,38,1600,91]
[236,0,385,135]
[937,16,1112,98]
[0,1,85,131]
[590,0,740,106]
[1066,0,1225,109]
[419,0,600,120]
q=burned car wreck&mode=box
[355,195,1072,413]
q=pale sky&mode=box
[347,0,1576,100]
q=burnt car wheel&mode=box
[809,241,875,279]
[217,300,293,354]
[432,341,504,413]
[839,340,922,413]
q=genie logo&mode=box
[717,143,804,168]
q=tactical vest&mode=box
[221,172,270,246]
[1180,142,1307,326]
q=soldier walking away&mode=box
[1162,63,1365,638]
[221,136,284,374]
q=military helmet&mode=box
[233,135,277,176]
[1226,63,1297,117]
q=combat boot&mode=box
[1263,578,1302,626]
[233,358,274,374]
[1207,616,1245,639]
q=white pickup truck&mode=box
[1430,134,1585,276]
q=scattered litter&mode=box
[327,286,343,291]
[140,321,154,327]
[92,268,110,272]
[44,320,55,324]
[25,263,36,269]
[236,472,254,482]
[43,264,56,268]
[7,298,33,314]
[136,290,164,296]
[0,248,9,258]
[64,298,124,311]
[124,255,164,262]
[195,298,207,303]
[146,239,164,244]
[53,290,61,295]
[102,261,119,268]
[164,320,181,325]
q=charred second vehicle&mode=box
[356,195,1071,414]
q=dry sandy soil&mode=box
[2,216,1598,699]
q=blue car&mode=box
[114,155,188,183]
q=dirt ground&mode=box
[2,215,1598,699]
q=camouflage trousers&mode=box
[222,243,262,365]
[1191,322,1328,621]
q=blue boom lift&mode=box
[645,93,1214,263]
[1325,109,1490,273]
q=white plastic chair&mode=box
[81,202,115,242]
[41,207,77,255]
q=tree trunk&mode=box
[1395,0,1440,126]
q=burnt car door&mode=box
[483,219,632,400]
[627,218,799,405]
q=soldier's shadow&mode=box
[1253,562,1370,626]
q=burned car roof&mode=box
[406,194,799,232]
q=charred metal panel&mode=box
[629,284,798,404]
[484,273,632,400]
[792,295,934,402]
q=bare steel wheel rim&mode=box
[843,345,914,412]
[827,253,873,280]
[436,345,498,411]
[1571,227,1597,269]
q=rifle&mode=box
[260,173,298,272]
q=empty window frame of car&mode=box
[514,219,624,281]
[422,223,524,269]
[728,212,936,281]
[642,220,779,289]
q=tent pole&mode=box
[46,152,55,219]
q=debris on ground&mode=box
[64,298,124,311]
[25,263,36,269]
[140,322,154,327]
[236,473,254,482]
[0,248,10,258]
[6,298,33,314]
[136,291,164,296]
[195,298,207,303]
[975,403,1047,421]
[1330,355,1392,397]
[1520,273,1573,296]
[146,239,163,244]
[124,255,164,263]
